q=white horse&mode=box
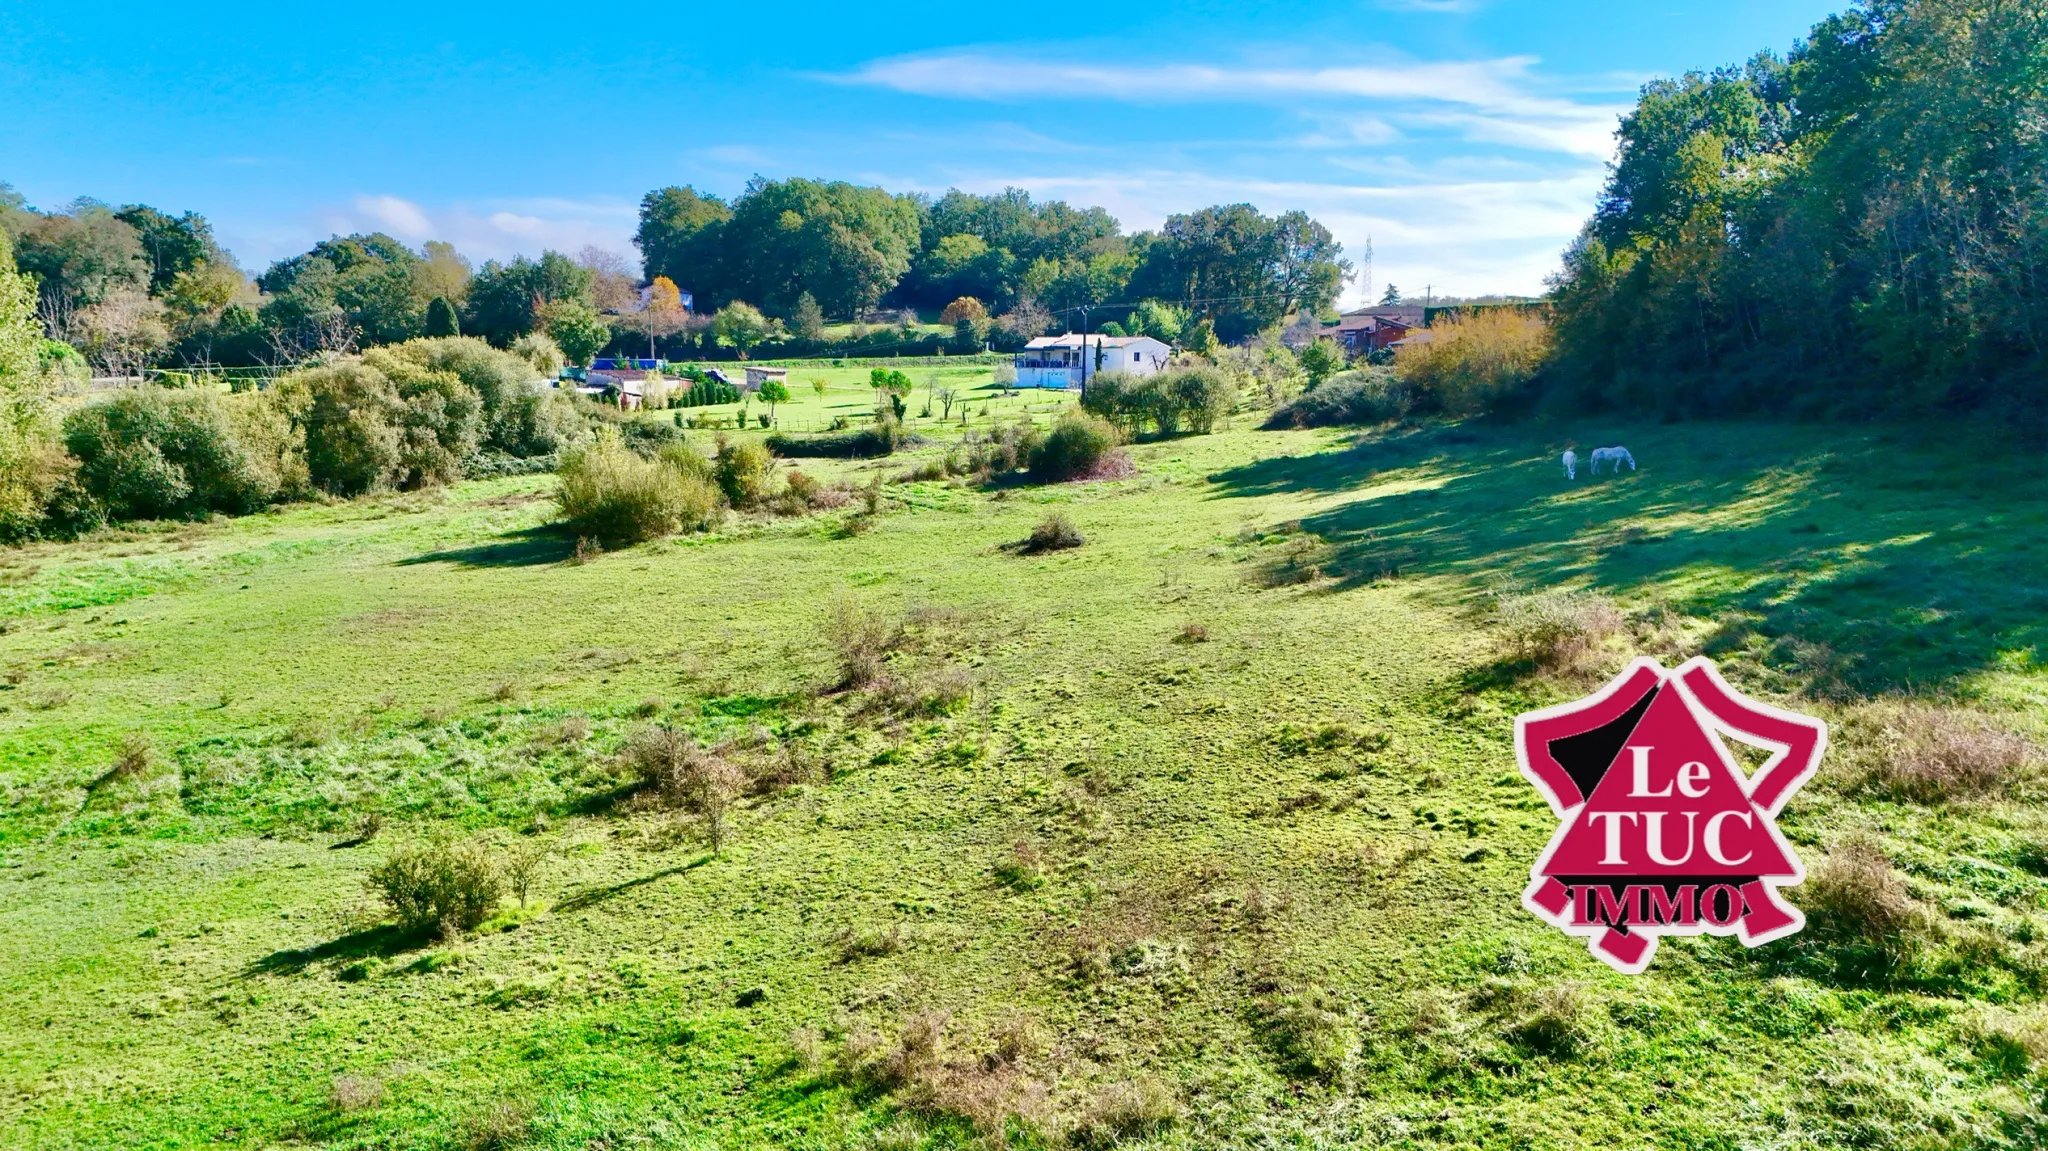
[1589,446,1636,474]
[1561,449,1577,480]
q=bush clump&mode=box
[826,593,899,688]
[764,419,899,459]
[368,836,503,935]
[1265,368,1413,428]
[626,725,745,848]
[63,387,302,520]
[372,337,570,457]
[714,438,775,508]
[1394,309,1550,415]
[271,359,480,495]
[1027,410,1124,483]
[556,428,721,544]
[1022,513,1084,553]
[1081,367,1235,437]
[1494,589,1623,667]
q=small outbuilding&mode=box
[744,366,790,393]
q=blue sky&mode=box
[0,0,1844,304]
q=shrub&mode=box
[1862,704,2036,802]
[509,332,563,377]
[679,377,741,406]
[826,593,898,688]
[1169,366,1236,433]
[1394,309,1550,415]
[1027,410,1121,483]
[1265,368,1411,428]
[714,438,775,508]
[626,726,745,848]
[1082,368,1235,437]
[556,429,720,544]
[361,349,484,488]
[63,387,285,520]
[1022,513,1084,553]
[108,732,152,782]
[765,418,899,458]
[376,337,566,457]
[368,837,503,935]
[1495,590,1623,667]
[1803,833,1916,943]
[272,357,483,495]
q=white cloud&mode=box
[354,194,433,240]
[832,52,1623,159]
[282,195,639,270]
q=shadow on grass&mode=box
[1208,419,2048,695]
[554,853,713,914]
[243,923,431,978]
[398,525,578,568]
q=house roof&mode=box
[1330,313,1414,333]
[1339,305,1427,324]
[1023,334,1167,350]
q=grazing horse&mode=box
[1590,446,1636,475]
[1561,449,1577,480]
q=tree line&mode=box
[0,179,1351,376]
[1547,0,2048,421]
[635,180,1351,347]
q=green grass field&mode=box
[655,364,1038,436]
[2,413,2045,1150]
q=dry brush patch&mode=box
[1841,702,2039,803]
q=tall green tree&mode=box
[1127,204,1350,343]
[424,296,460,337]
[712,178,922,318]
[113,205,221,294]
[1549,0,2048,417]
[634,186,731,298]
[541,300,610,367]
[711,302,778,359]
[464,252,594,346]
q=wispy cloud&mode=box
[830,52,1625,159]
[292,194,640,268]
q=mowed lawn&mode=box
[652,362,1060,435]
[1,415,2045,1150]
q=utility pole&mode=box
[1076,304,1091,398]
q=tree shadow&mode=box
[398,525,579,568]
[242,923,430,978]
[1207,420,2048,695]
[554,854,713,914]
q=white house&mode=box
[1015,334,1173,389]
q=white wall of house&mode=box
[1015,336,1172,389]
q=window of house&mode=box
[1132,352,1141,361]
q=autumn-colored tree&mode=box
[938,296,987,325]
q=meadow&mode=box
[1,409,2045,1151]
[654,362,1049,435]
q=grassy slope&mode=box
[0,417,2044,1150]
